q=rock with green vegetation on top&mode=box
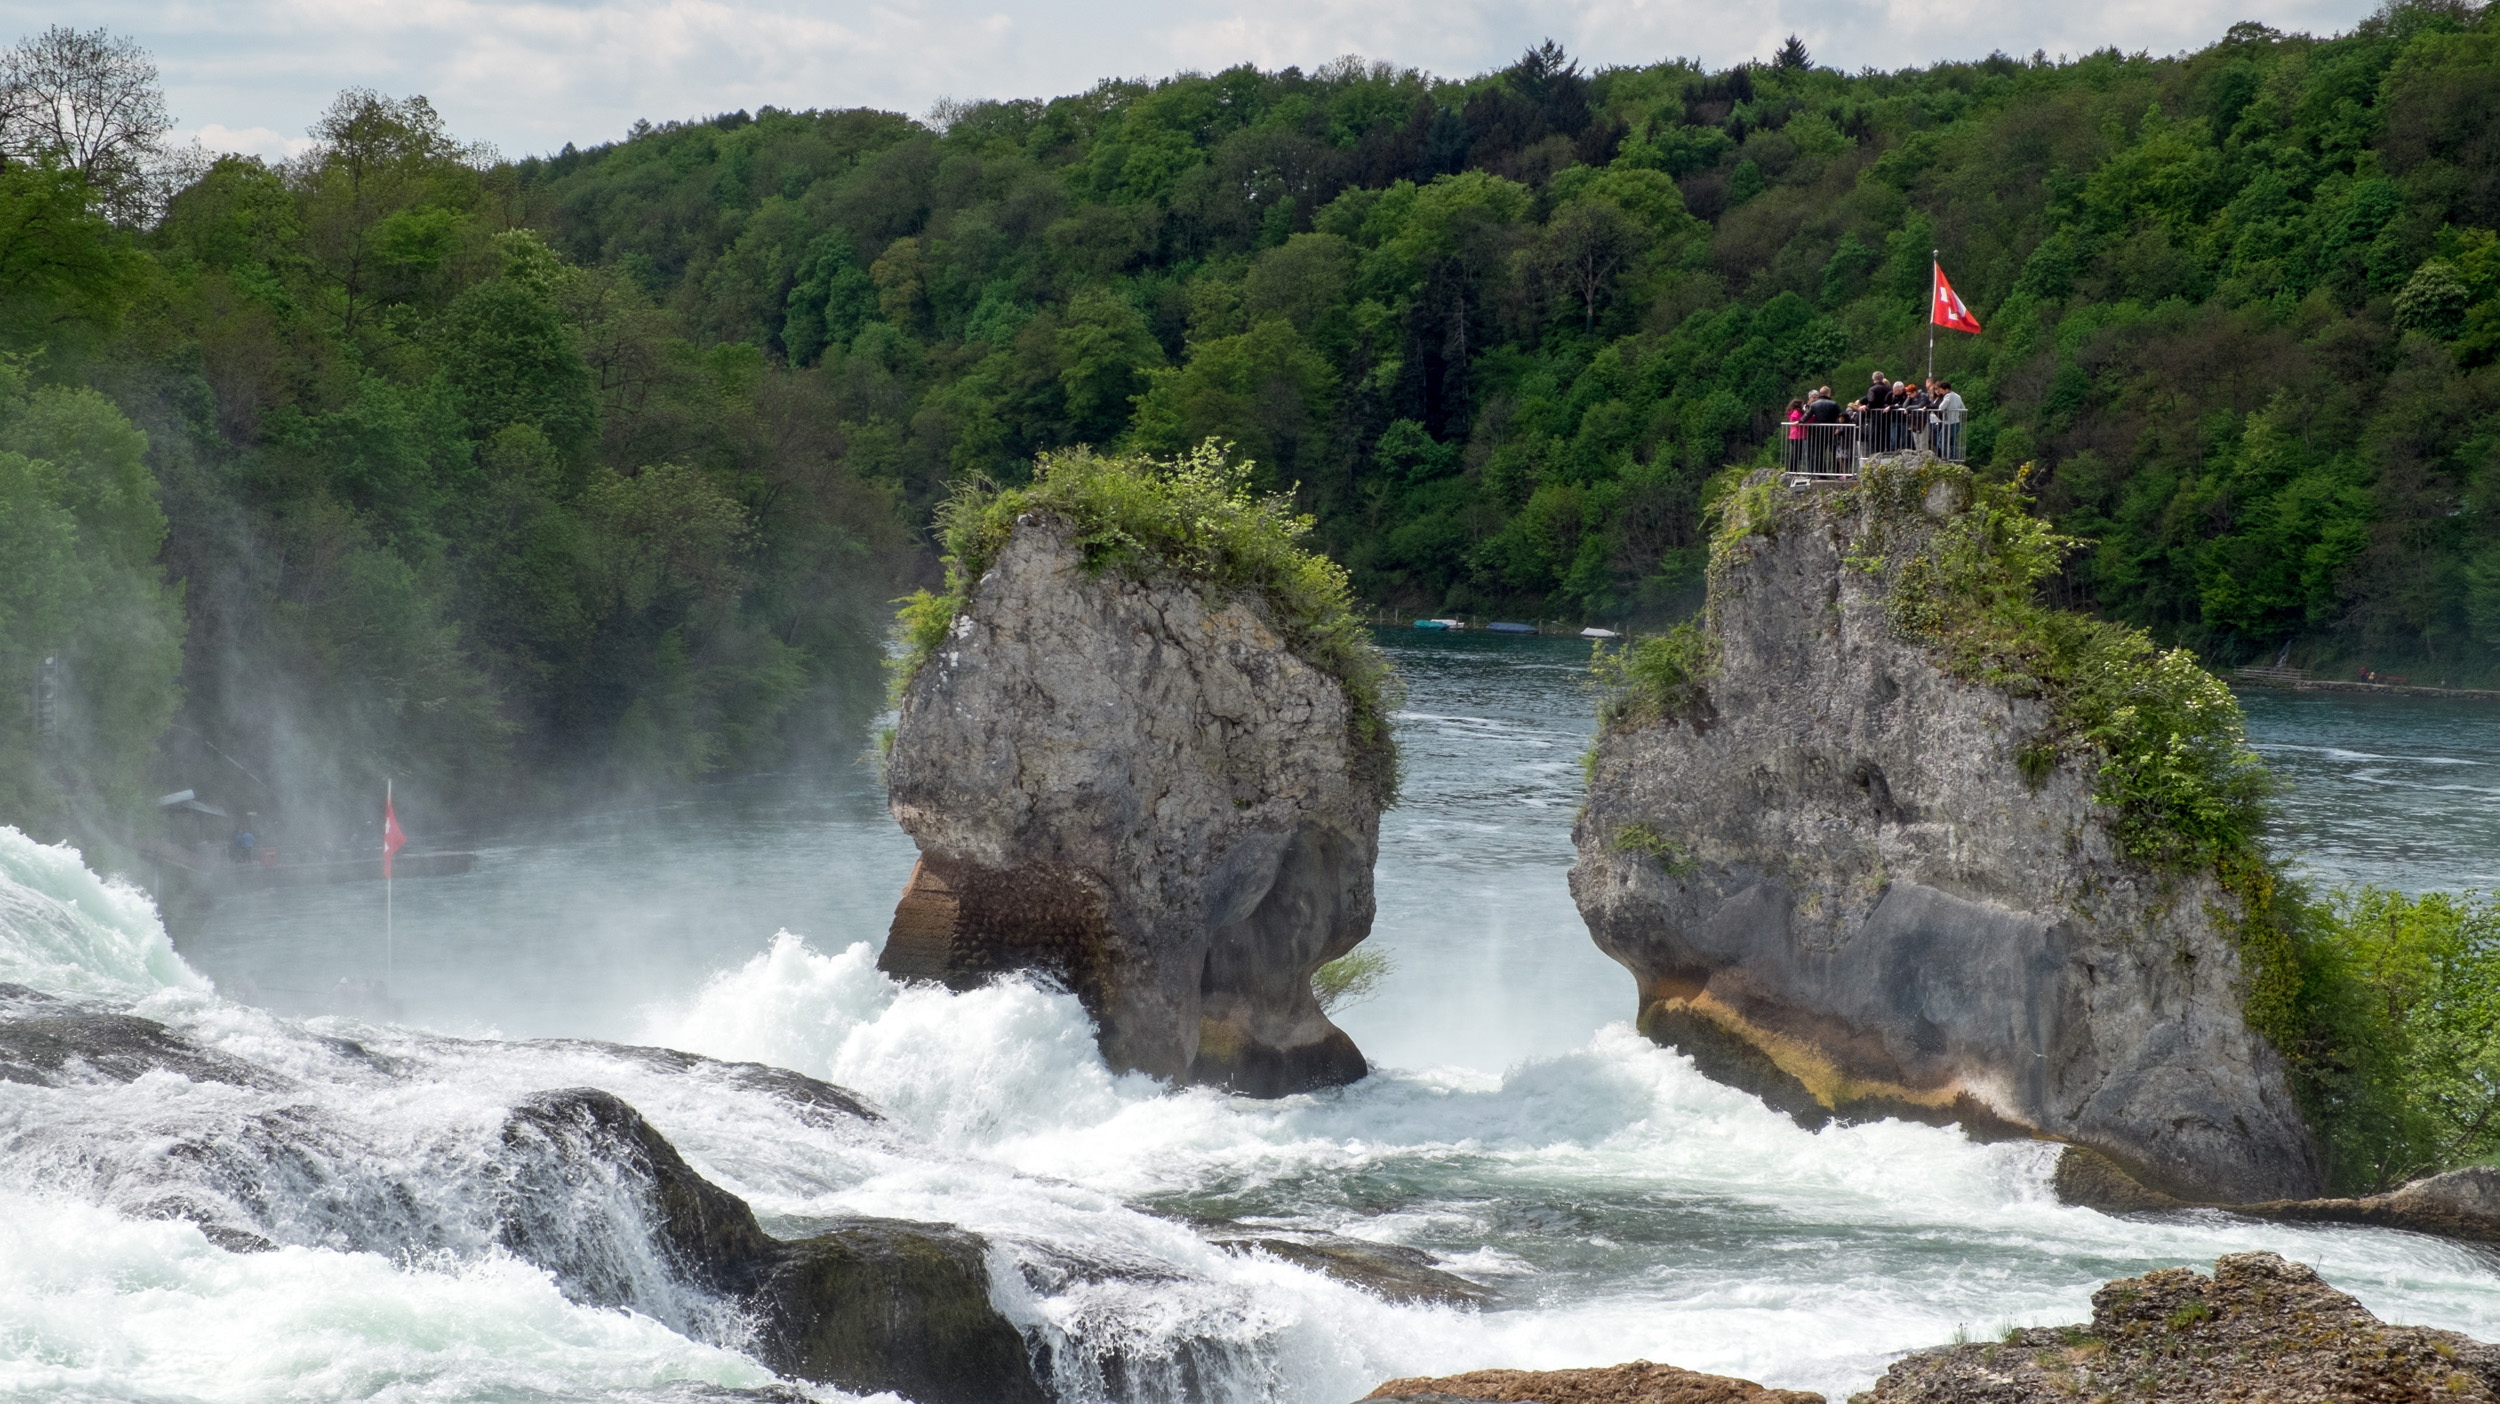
[1572,454,2320,1202]
[882,445,1395,1095]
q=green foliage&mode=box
[471,15,2500,672]
[1611,820,1699,877]
[2288,886,2500,1191]
[0,161,140,347]
[0,362,182,838]
[1853,458,2272,873]
[26,9,2500,837]
[0,55,920,846]
[1311,946,1392,1014]
[894,441,1400,804]
[1590,622,1718,730]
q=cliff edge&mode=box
[1571,456,2321,1202]
[882,448,1393,1095]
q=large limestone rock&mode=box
[883,513,1380,1095]
[1571,460,2321,1202]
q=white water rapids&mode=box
[4,634,2497,1402]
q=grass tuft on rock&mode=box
[1311,947,1392,1014]
[892,441,1400,805]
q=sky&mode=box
[10,0,2390,165]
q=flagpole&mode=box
[1929,248,1938,386]
[384,778,393,987]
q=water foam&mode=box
[633,930,2500,1398]
[0,1191,803,1403]
[0,826,206,997]
[644,932,1161,1147]
[10,688,2500,1404]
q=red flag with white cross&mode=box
[1932,262,1983,334]
[383,787,407,880]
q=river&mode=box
[2,632,2495,1401]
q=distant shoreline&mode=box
[2231,672,2500,704]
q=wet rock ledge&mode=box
[1571,457,2318,1203]
[501,1088,1043,1404]
[883,502,1389,1095]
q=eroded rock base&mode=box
[1860,1251,2500,1402]
[883,850,1369,1096]
[2056,1146,2500,1244]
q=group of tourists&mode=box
[1783,372,1966,472]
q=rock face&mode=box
[1363,1361,1822,1404]
[2057,1145,2500,1243]
[1571,462,2321,1202]
[883,513,1380,1095]
[1859,1251,2500,1402]
[463,1089,1054,1404]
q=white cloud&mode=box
[177,124,316,163]
[4,0,2385,160]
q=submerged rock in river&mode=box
[1571,458,2320,1202]
[883,512,1381,1094]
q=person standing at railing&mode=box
[1860,374,1890,449]
[1803,385,1842,472]
[1784,398,1806,470]
[1900,380,1934,453]
[1936,380,1964,461]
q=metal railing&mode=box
[1777,408,1967,484]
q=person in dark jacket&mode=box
[1803,386,1843,471]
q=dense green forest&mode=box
[8,5,2500,847]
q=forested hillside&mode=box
[8,5,2500,849]
[504,8,2500,673]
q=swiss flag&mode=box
[383,791,407,880]
[1932,263,1983,334]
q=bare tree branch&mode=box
[0,26,174,224]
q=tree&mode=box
[1773,35,1813,71]
[1537,198,1645,333]
[293,89,486,335]
[0,363,183,839]
[0,26,172,224]
[0,159,136,341]
[439,232,599,453]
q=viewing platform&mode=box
[1779,406,1968,485]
